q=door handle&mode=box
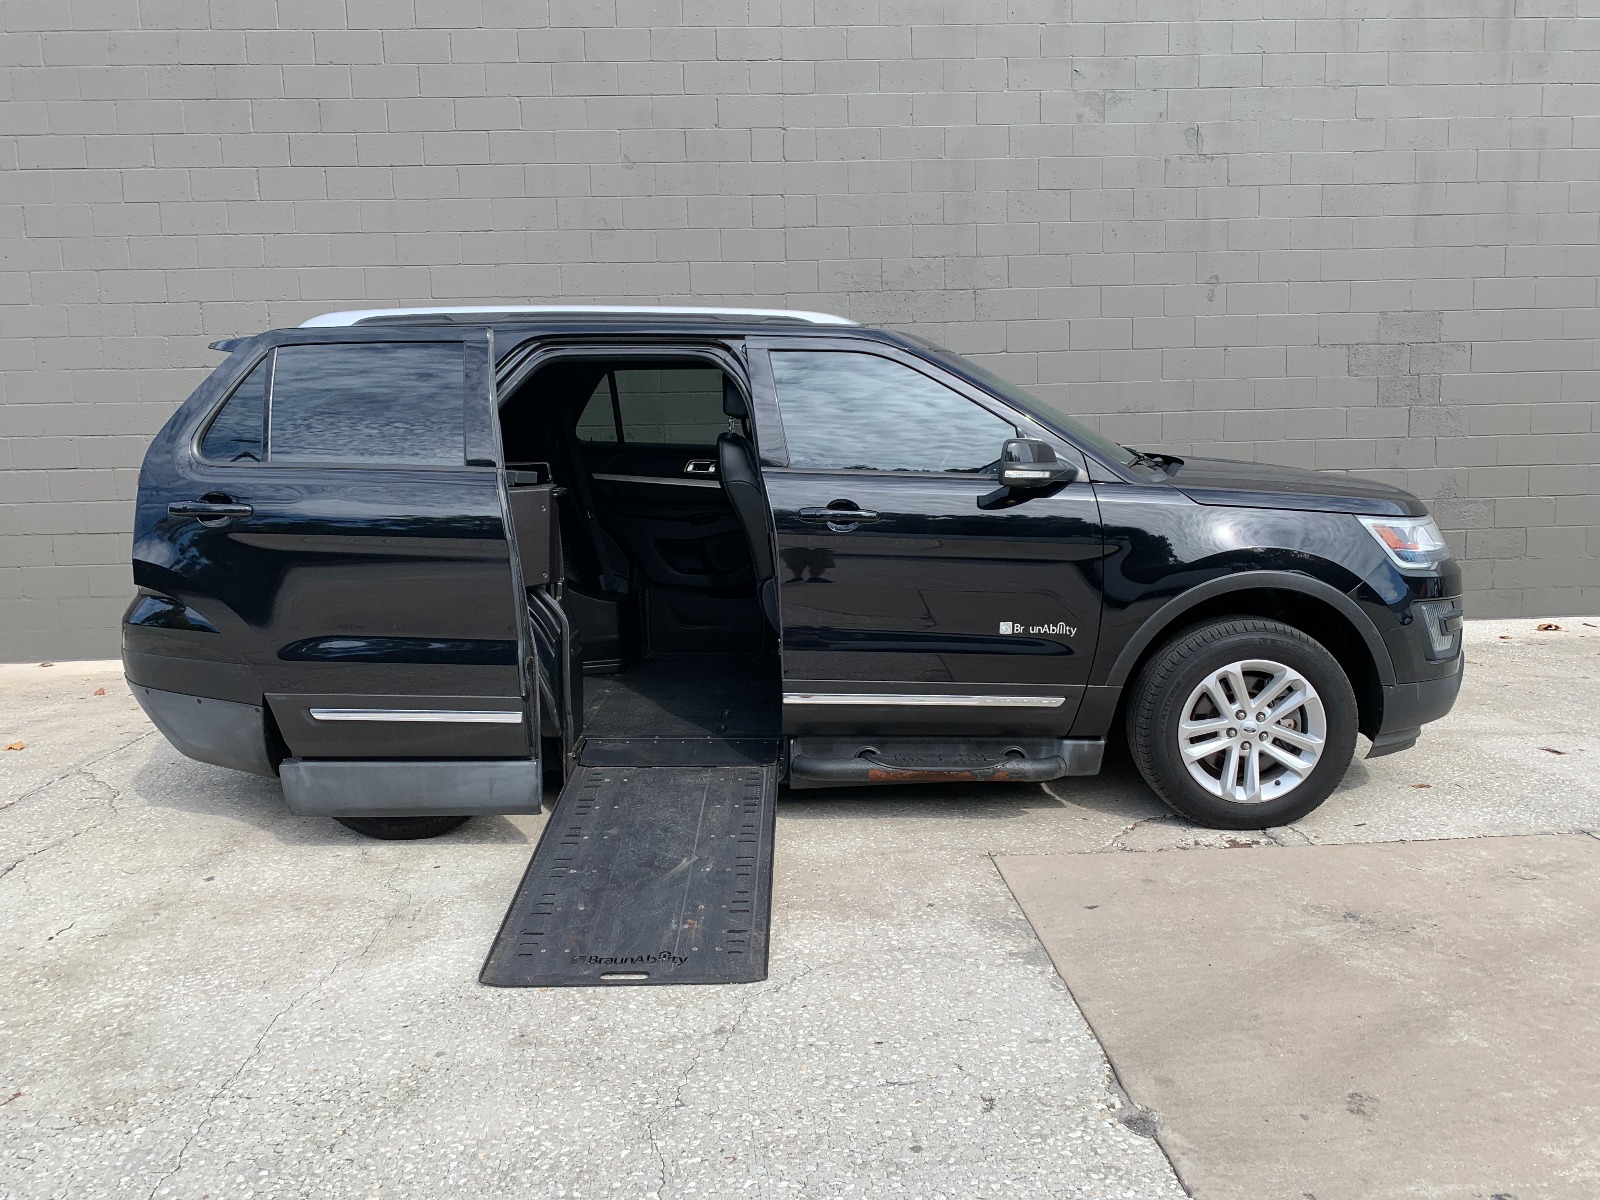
[799,506,879,524]
[683,459,717,477]
[169,498,254,524]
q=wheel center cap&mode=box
[1242,722,1258,734]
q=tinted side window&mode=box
[770,351,1016,473]
[199,358,268,463]
[616,368,729,444]
[575,367,733,446]
[269,343,465,466]
[575,377,620,443]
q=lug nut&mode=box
[1240,741,1252,752]
[1226,727,1236,737]
[1236,710,1247,720]
[1259,732,1269,741]
[1255,712,1266,722]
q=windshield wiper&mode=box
[1126,448,1185,474]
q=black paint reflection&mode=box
[766,469,1104,689]
[279,635,517,666]
[270,342,466,466]
[771,351,1014,474]
[781,546,836,583]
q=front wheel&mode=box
[1125,618,1358,830]
[334,815,472,840]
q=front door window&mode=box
[768,351,1015,474]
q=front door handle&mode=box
[169,498,254,525]
[799,506,880,524]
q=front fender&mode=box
[1098,569,1397,689]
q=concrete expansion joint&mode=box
[1101,1068,1189,1196]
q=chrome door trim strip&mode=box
[782,693,1066,708]
[592,472,721,489]
[308,708,525,724]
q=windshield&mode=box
[903,336,1140,468]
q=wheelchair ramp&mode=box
[481,763,777,987]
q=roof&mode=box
[299,305,858,328]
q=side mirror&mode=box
[997,439,1077,489]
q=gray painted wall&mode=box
[2,0,1598,661]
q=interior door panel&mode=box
[581,442,752,590]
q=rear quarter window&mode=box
[268,343,466,466]
[198,357,268,463]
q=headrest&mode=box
[722,376,750,419]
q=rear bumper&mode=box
[130,682,276,777]
[1369,656,1464,758]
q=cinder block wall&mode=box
[3,0,1598,660]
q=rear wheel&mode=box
[1126,618,1358,830]
[334,815,471,841]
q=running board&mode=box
[787,736,1105,788]
[480,763,777,987]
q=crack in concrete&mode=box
[2,787,125,883]
[644,962,819,1199]
[1096,815,1167,852]
[1,732,154,884]
[0,729,156,815]
[143,863,416,1200]
[300,860,417,1170]
[1264,824,1315,847]
[80,767,121,818]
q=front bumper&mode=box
[1368,655,1464,758]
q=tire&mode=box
[334,815,472,841]
[1125,617,1358,830]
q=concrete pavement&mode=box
[1000,835,1600,1199]
[2,617,1597,1199]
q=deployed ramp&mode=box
[481,762,777,987]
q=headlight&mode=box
[1358,515,1449,571]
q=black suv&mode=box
[124,306,1463,838]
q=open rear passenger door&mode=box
[153,325,541,817]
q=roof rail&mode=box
[299,305,858,328]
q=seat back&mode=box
[716,417,779,630]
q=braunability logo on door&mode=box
[1000,621,1077,637]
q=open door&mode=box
[146,325,539,817]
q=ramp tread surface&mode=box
[481,763,777,987]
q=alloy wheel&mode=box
[1176,658,1327,805]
